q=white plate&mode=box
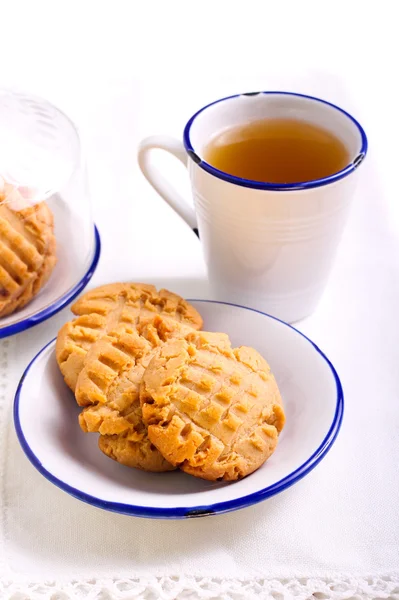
[14,300,343,519]
[0,199,101,338]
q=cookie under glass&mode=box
[0,88,100,337]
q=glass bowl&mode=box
[0,88,100,337]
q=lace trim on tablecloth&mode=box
[1,575,399,600]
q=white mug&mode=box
[138,92,367,323]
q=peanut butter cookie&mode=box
[140,331,285,481]
[0,185,57,317]
[56,283,203,391]
[74,316,191,472]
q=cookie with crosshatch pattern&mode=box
[56,282,203,392]
[75,316,192,472]
[0,184,57,317]
[140,331,285,481]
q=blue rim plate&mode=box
[0,226,101,338]
[14,300,343,519]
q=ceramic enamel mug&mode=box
[138,92,367,323]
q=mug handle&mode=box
[138,136,198,235]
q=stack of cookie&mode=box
[56,283,285,481]
[0,182,57,317]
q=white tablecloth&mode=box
[0,2,398,598]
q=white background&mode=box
[1,0,399,593]
[1,0,397,299]
[1,0,397,256]
[1,0,398,249]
